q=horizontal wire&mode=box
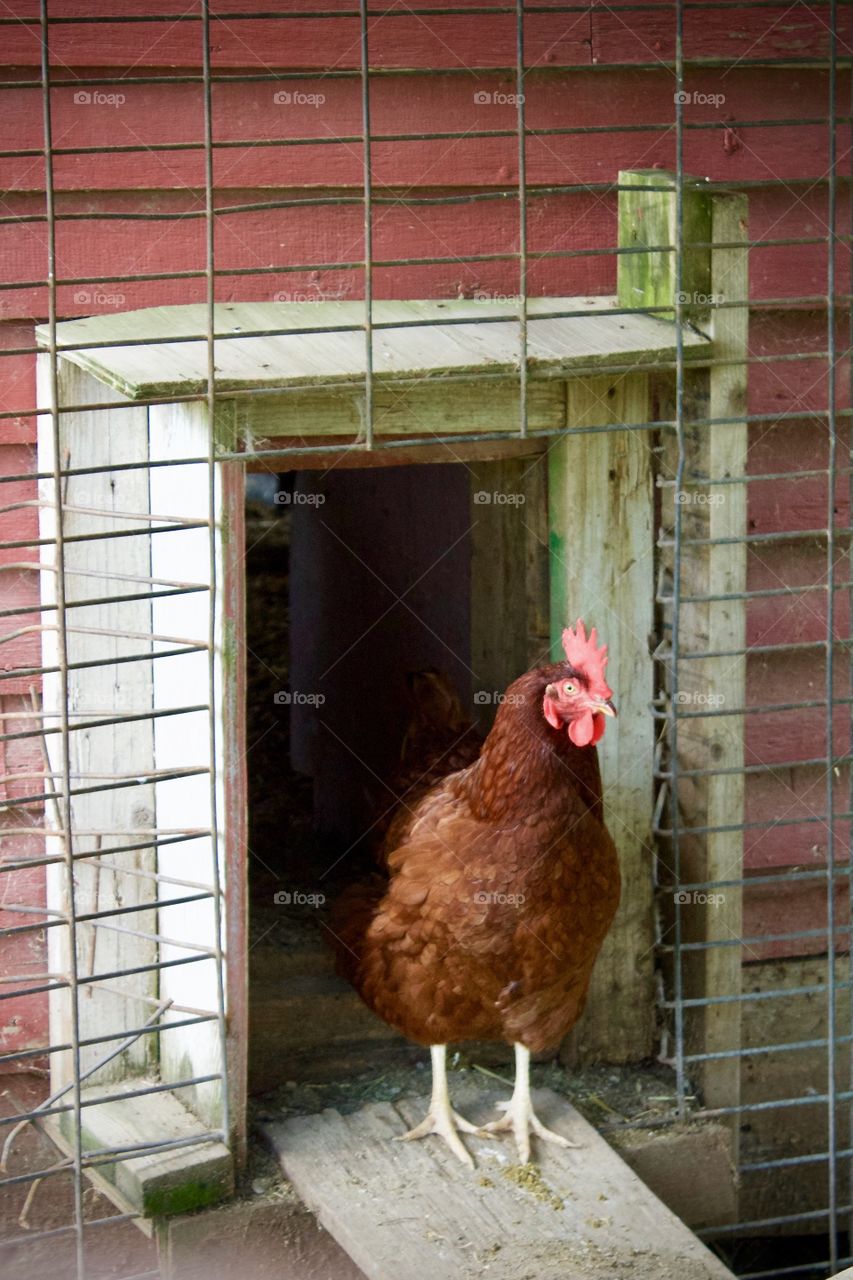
[0,1073,223,1134]
[0,113,848,169]
[0,951,214,1004]
[0,519,208,553]
[0,1127,226,1192]
[0,1211,141,1252]
[664,866,853,892]
[662,981,853,1009]
[684,1033,853,1063]
[5,2,853,22]
[660,925,853,957]
[701,1203,853,1236]
[2,56,853,89]
[0,583,209,622]
[0,306,837,360]
[655,812,848,838]
[0,703,209,745]
[0,643,208,685]
[653,695,853,720]
[2,385,850,437]
[0,891,214,939]
[0,764,210,813]
[740,1147,853,1174]
[0,1012,217,1069]
[0,833,213,879]
[3,235,851,289]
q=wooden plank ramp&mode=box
[261,1087,735,1280]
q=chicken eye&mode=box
[563,681,577,696]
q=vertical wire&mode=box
[825,1,839,1267]
[671,0,687,1117]
[847,23,853,1260]
[516,0,529,439]
[358,0,374,449]
[39,2,85,1274]
[200,0,231,1149]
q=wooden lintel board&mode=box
[244,434,547,471]
[263,1088,735,1280]
[34,299,711,401]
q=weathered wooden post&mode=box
[549,332,656,1059]
[551,170,748,1091]
[615,170,748,1140]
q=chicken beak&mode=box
[594,698,617,718]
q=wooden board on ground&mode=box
[47,1080,232,1220]
[262,1087,735,1280]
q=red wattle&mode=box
[569,711,595,747]
[591,713,606,745]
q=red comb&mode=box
[561,619,613,699]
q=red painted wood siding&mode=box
[0,4,847,1062]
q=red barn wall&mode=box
[0,2,847,1062]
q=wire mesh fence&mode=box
[0,1,850,1277]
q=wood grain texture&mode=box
[3,3,844,69]
[2,187,847,328]
[240,379,566,442]
[220,461,248,1163]
[148,400,226,1130]
[4,67,846,193]
[688,193,748,1121]
[617,168,711,327]
[49,1080,231,1219]
[263,1086,735,1280]
[0,7,592,70]
[245,434,546,472]
[591,3,851,64]
[652,187,749,1121]
[549,373,655,1063]
[36,359,158,1086]
[34,299,710,403]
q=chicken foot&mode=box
[396,1044,487,1167]
[484,1042,582,1164]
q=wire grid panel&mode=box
[0,1,850,1279]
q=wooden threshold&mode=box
[45,1081,232,1222]
[261,1087,736,1280]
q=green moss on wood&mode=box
[617,169,713,327]
[143,1165,232,1218]
[213,401,237,455]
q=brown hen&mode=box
[332,621,620,1165]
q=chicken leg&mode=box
[484,1042,581,1164]
[396,1044,485,1167]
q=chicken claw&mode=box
[397,1104,486,1167]
[395,1045,487,1167]
[485,1043,582,1164]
